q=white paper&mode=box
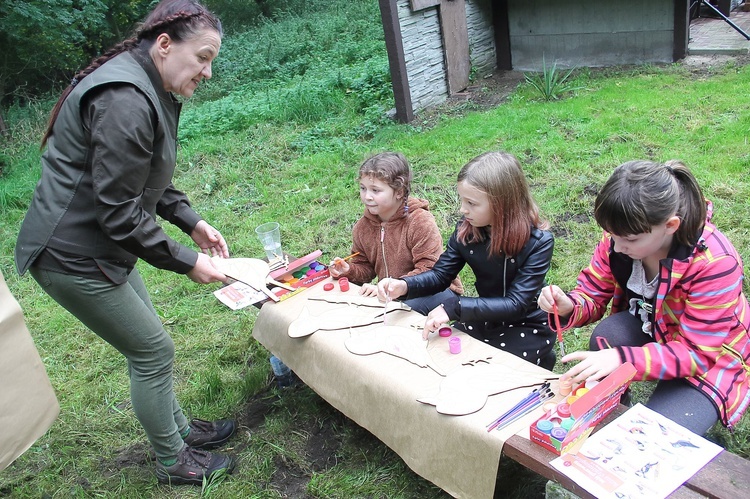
[551,403,722,499]
[213,281,266,310]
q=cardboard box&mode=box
[529,362,636,455]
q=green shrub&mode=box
[524,56,582,101]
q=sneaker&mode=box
[156,445,235,486]
[183,418,236,450]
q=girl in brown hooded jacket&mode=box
[330,152,462,314]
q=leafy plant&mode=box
[524,56,582,101]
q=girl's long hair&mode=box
[41,0,222,148]
[594,160,706,246]
[456,151,547,257]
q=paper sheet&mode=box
[0,270,60,470]
[252,278,558,498]
[550,403,723,499]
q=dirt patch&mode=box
[682,53,750,71]
[235,387,345,495]
[237,391,278,429]
[411,69,525,129]
[270,455,313,499]
[305,418,343,472]
[101,442,152,478]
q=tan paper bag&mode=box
[0,270,60,471]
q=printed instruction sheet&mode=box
[551,403,722,498]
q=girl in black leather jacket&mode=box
[378,151,556,369]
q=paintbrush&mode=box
[492,390,555,432]
[486,382,550,431]
[329,251,360,267]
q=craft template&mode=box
[288,306,384,338]
[212,257,291,302]
[344,325,445,376]
[418,361,558,416]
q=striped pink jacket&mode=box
[560,208,750,428]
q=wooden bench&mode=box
[501,405,750,499]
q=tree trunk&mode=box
[255,0,272,17]
[0,110,7,137]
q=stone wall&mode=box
[466,0,496,77]
[397,0,496,113]
[397,0,449,112]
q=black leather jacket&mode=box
[403,222,554,329]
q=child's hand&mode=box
[377,278,407,302]
[329,257,349,278]
[359,283,377,297]
[423,304,449,340]
[538,285,574,316]
[561,349,622,384]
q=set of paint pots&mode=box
[283,261,327,286]
[535,401,577,442]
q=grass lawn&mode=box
[2,2,750,497]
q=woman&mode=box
[15,0,235,486]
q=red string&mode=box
[552,298,564,344]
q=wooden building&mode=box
[379,0,692,122]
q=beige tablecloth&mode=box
[1,270,59,471]
[252,279,558,498]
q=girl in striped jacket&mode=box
[538,160,750,434]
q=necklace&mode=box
[637,261,655,334]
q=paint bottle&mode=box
[574,387,589,397]
[449,336,461,354]
[559,377,573,396]
[556,402,571,419]
[561,417,575,431]
[536,420,554,435]
[550,427,568,442]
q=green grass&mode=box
[2,1,750,496]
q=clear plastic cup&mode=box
[255,222,282,261]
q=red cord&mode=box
[552,298,564,344]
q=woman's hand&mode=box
[359,283,377,297]
[191,220,229,258]
[538,285,574,316]
[422,305,449,340]
[187,252,228,284]
[561,349,622,384]
[376,278,407,302]
[329,257,349,278]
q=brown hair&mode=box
[456,151,547,257]
[594,160,707,246]
[358,152,412,201]
[41,0,222,147]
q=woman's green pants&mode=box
[30,266,189,461]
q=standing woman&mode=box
[15,0,236,486]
